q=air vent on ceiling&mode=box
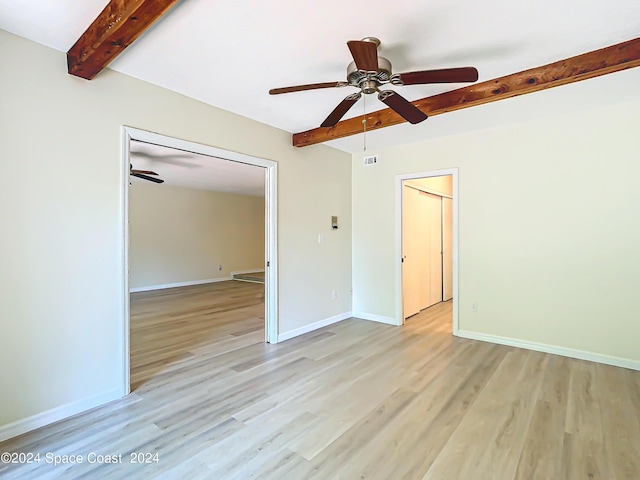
[363,155,378,166]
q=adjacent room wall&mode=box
[129,183,265,290]
[352,69,640,366]
[0,30,352,434]
[407,176,453,197]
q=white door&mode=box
[442,197,453,301]
[402,185,422,318]
[421,192,443,309]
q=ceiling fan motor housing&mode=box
[347,56,392,93]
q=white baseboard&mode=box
[130,277,232,293]
[456,330,640,372]
[0,388,122,443]
[352,311,400,326]
[278,312,352,342]
[231,269,265,276]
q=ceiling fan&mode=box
[269,37,479,128]
[130,165,164,184]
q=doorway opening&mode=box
[121,127,278,395]
[396,169,458,334]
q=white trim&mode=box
[124,127,280,168]
[264,155,278,344]
[231,269,265,276]
[130,277,233,293]
[0,388,122,443]
[231,269,266,284]
[456,330,640,372]
[277,312,352,342]
[120,129,131,397]
[121,127,280,402]
[352,312,399,325]
[395,168,459,334]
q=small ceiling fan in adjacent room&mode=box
[130,165,164,184]
[269,37,479,127]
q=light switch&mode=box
[331,216,338,230]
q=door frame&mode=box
[120,126,278,396]
[395,168,459,334]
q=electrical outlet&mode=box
[471,302,478,312]
[218,265,223,271]
[331,290,337,300]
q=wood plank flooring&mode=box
[1,281,639,479]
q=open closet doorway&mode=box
[121,127,278,395]
[396,169,458,333]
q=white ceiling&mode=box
[130,140,265,196]
[1,0,639,153]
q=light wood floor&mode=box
[1,281,639,479]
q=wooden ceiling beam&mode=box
[67,0,181,80]
[292,37,640,147]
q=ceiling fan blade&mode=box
[395,67,479,85]
[131,169,159,175]
[321,92,362,127]
[131,172,164,184]
[378,90,428,124]
[269,81,349,95]
[347,40,378,71]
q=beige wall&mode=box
[353,75,640,364]
[129,183,264,289]
[0,30,352,430]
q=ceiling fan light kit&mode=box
[270,37,479,128]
